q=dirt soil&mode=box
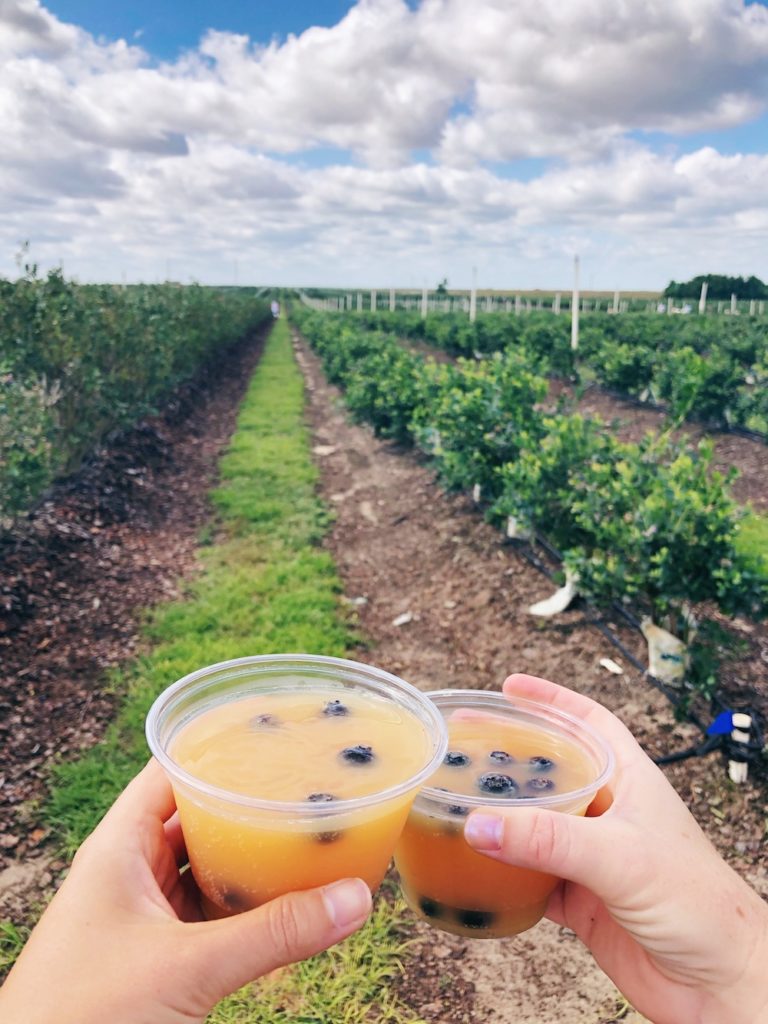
[293,329,768,1024]
[1,320,766,1024]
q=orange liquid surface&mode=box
[394,712,595,938]
[170,687,432,916]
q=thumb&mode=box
[187,878,372,1009]
[464,807,634,904]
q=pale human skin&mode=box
[0,759,372,1024]
[3,680,767,1024]
[463,674,768,1024]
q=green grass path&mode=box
[27,317,422,1023]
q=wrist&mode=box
[699,901,768,1024]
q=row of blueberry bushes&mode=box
[340,308,768,438]
[293,307,767,669]
[0,268,270,525]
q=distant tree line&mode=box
[664,274,768,300]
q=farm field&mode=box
[1,308,767,1023]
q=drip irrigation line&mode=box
[506,533,765,769]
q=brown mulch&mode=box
[0,324,269,879]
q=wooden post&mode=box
[469,267,477,322]
[571,255,580,351]
[699,281,708,314]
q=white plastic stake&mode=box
[571,255,580,351]
[389,288,395,312]
[357,292,363,312]
[506,515,533,541]
[472,483,481,504]
[699,281,708,314]
[515,294,522,316]
[370,289,377,312]
[470,267,477,323]
[421,285,428,319]
[731,293,737,315]
[729,713,752,784]
[554,292,561,314]
[612,290,620,314]
[528,571,579,617]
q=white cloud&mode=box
[1,0,768,287]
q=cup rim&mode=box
[417,688,615,810]
[145,653,449,815]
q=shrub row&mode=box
[345,308,768,436]
[294,307,767,638]
[0,271,270,523]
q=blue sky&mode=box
[45,1,361,58]
[3,0,768,290]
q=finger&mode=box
[464,805,640,907]
[104,759,177,828]
[187,878,372,1009]
[163,811,188,868]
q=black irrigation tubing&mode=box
[504,529,764,768]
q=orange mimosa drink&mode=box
[146,655,448,918]
[394,690,614,938]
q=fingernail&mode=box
[321,878,372,928]
[465,812,504,851]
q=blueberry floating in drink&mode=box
[525,776,556,793]
[250,713,279,728]
[529,755,555,772]
[340,744,375,764]
[323,699,349,717]
[489,750,514,764]
[477,772,518,795]
[444,750,471,767]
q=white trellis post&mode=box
[554,292,561,314]
[357,292,363,312]
[699,281,708,315]
[612,290,620,314]
[571,255,580,351]
[370,289,377,311]
[749,299,756,316]
[421,284,428,318]
[469,267,477,322]
[731,293,738,315]
[389,287,396,312]
[515,294,522,315]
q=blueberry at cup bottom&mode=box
[399,881,549,939]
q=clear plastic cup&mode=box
[393,689,615,938]
[146,654,448,918]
